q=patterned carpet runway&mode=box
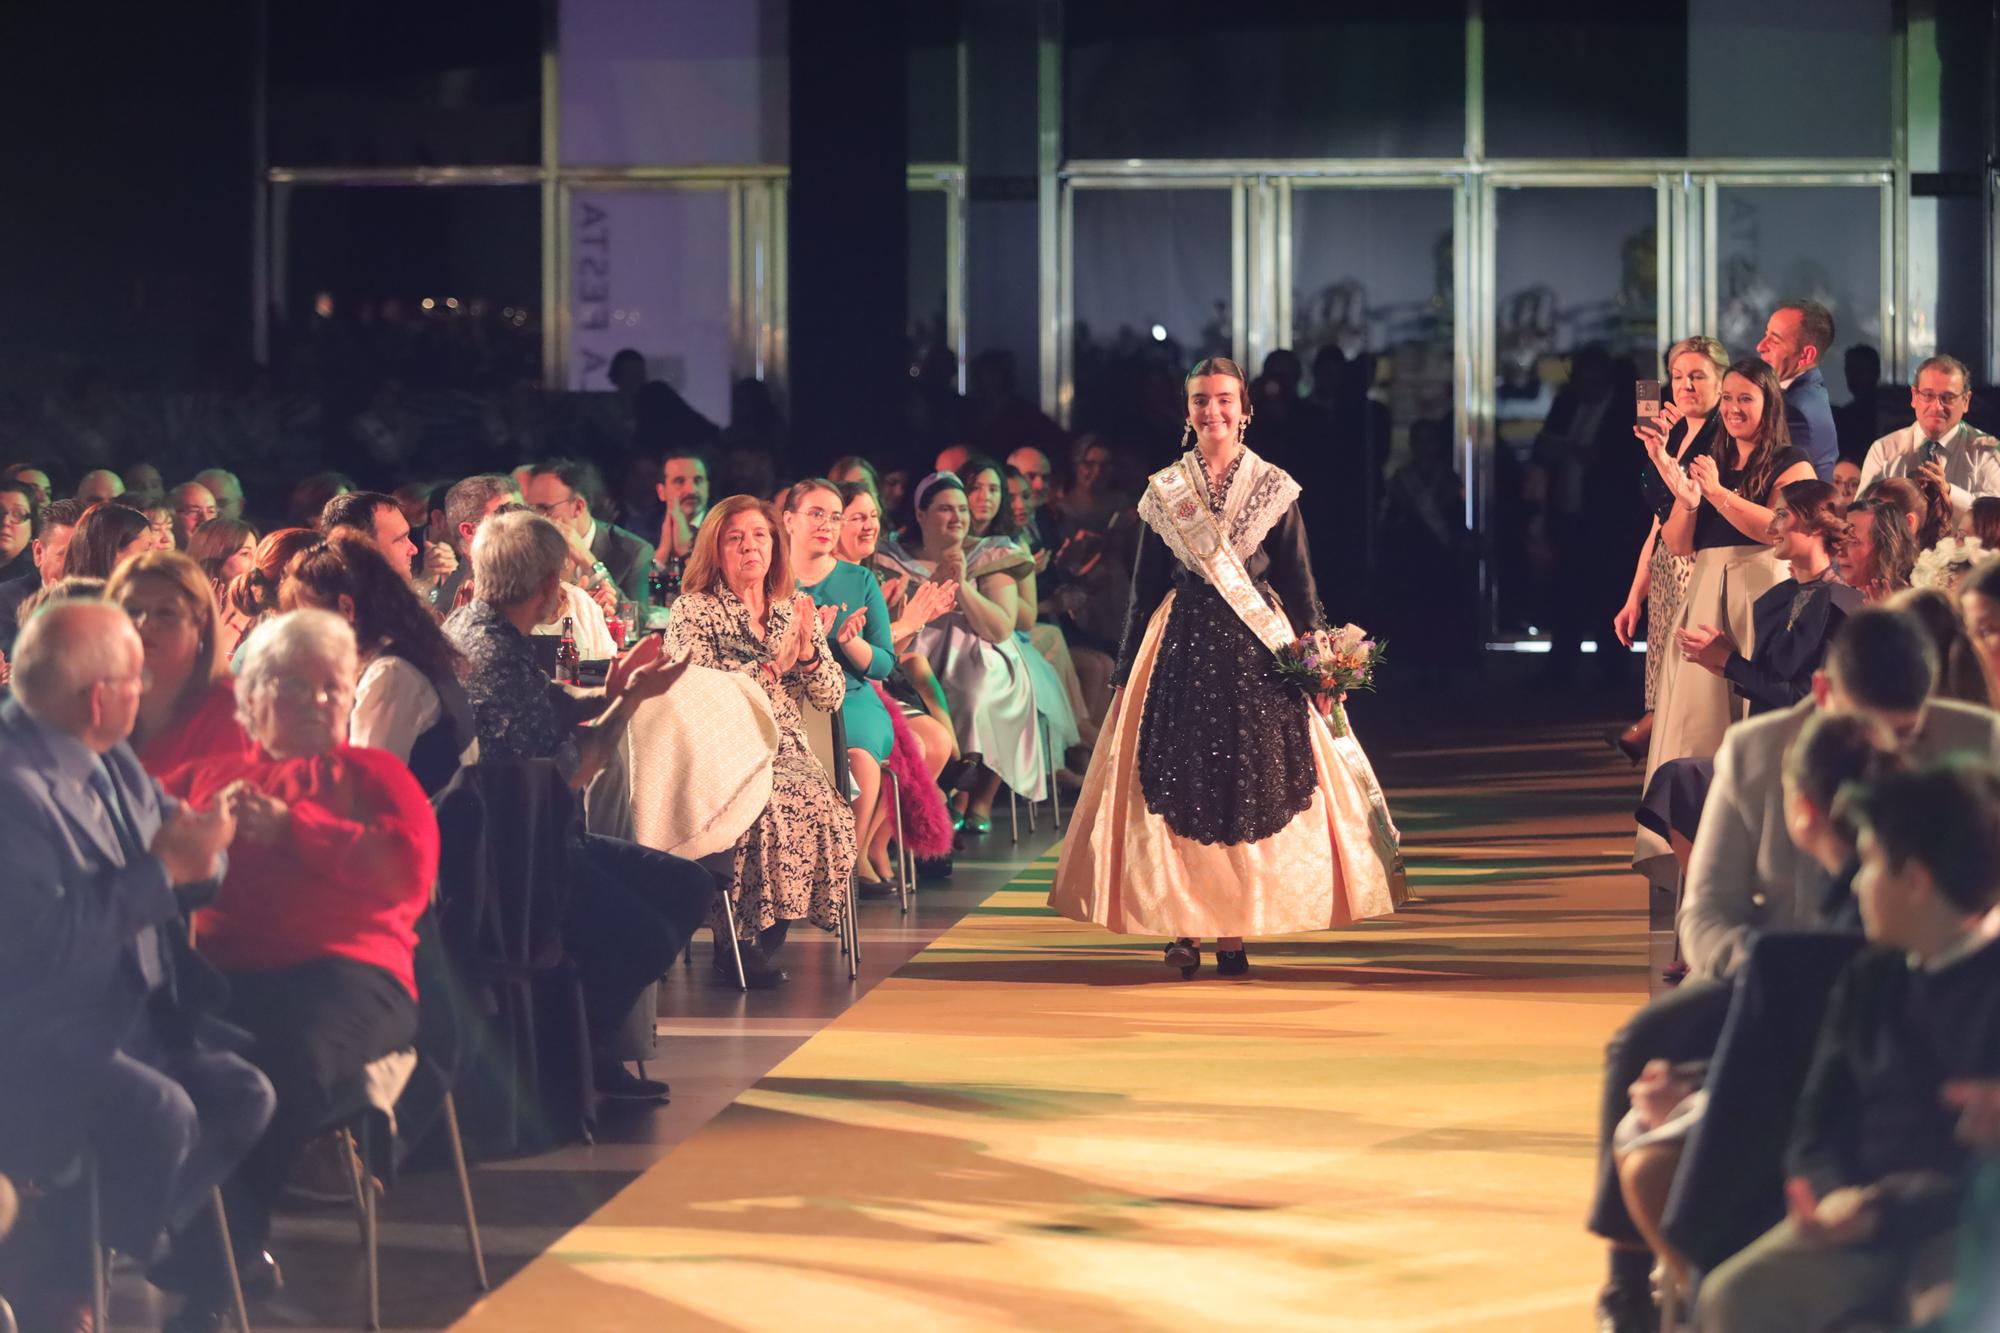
[454,717,1642,1332]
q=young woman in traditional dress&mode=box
[1048,357,1406,977]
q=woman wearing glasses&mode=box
[106,549,250,775]
[156,610,437,1321]
[1855,355,2000,522]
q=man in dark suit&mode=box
[522,457,657,612]
[0,601,271,1329]
[1758,300,1841,480]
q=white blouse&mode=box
[349,655,441,762]
[532,581,619,659]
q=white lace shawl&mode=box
[1136,447,1302,577]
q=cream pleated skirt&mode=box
[1048,591,1407,939]
[1633,541,1784,874]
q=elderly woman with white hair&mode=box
[156,608,439,1297]
[445,508,713,1096]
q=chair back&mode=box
[799,697,851,795]
[438,759,578,974]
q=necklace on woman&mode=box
[1202,449,1246,516]
[1786,565,1832,630]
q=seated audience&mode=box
[0,601,269,1331]
[433,472,520,611]
[523,456,656,611]
[1700,763,2000,1332]
[75,469,125,506]
[220,527,318,669]
[1676,479,1860,715]
[874,472,1050,831]
[1832,456,1863,507]
[192,468,245,524]
[0,497,80,656]
[478,500,621,657]
[833,479,964,872]
[1857,355,2000,524]
[1957,556,2000,687]
[281,530,478,795]
[105,551,250,775]
[648,449,712,606]
[1970,496,2000,551]
[186,517,258,588]
[140,497,177,552]
[827,455,882,499]
[666,496,858,985]
[156,610,436,1323]
[1836,494,1920,603]
[444,509,711,1090]
[2,462,53,507]
[64,499,154,579]
[284,471,351,529]
[0,480,34,585]
[125,464,165,508]
[784,479,901,896]
[1890,586,1998,708]
[1617,710,1898,1300]
[1592,607,2000,1330]
[319,489,451,597]
[168,482,219,549]
[963,455,1088,764]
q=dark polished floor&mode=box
[107,816,1068,1332]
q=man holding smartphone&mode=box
[1856,354,2000,521]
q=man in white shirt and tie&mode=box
[1857,354,2000,520]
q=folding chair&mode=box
[327,1050,487,1330]
[49,1153,251,1333]
[800,700,862,979]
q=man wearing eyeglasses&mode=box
[1857,354,2000,519]
[168,480,219,549]
[523,457,656,611]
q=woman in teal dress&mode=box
[783,478,899,892]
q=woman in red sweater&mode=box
[105,550,250,777]
[158,607,438,1304]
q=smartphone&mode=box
[1636,378,1662,424]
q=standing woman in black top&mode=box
[1635,359,1816,880]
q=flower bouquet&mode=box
[1272,624,1385,738]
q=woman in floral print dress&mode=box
[666,494,856,986]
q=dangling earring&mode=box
[1237,417,1249,446]
[1181,422,1194,451]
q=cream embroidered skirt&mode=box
[1634,541,1784,875]
[1048,590,1407,938]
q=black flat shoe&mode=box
[1164,938,1200,979]
[1215,948,1249,977]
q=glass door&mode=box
[1482,181,1661,663]
[1060,179,1240,463]
[1284,182,1459,606]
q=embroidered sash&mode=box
[1145,460,1407,891]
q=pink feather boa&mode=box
[874,682,956,857]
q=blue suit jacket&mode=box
[0,699,187,1072]
[1784,367,1838,481]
